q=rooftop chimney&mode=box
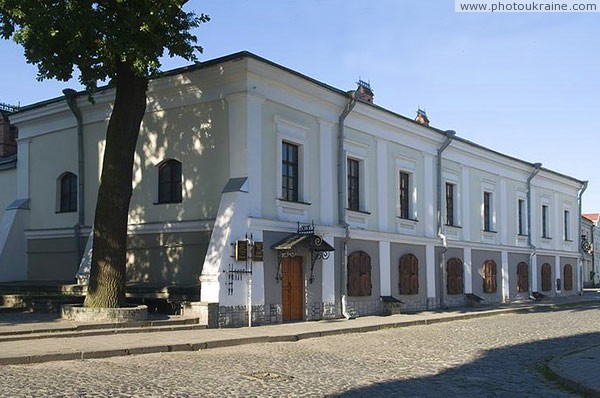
[355,80,374,103]
[415,108,429,126]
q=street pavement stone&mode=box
[2,307,600,397]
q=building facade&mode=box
[583,213,599,286]
[0,52,588,326]
[581,216,594,287]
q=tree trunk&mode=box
[84,61,148,308]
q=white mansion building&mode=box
[0,52,587,327]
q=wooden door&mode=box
[282,256,303,322]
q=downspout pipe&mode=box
[578,180,588,293]
[526,162,542,298]
[436,130,455,238]
[337,91,356,320]
[63,89,85,267]
[436,130,455,308]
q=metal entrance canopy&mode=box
[271,222,334,283]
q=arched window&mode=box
[447,258,464,295]
[58,172,77,213]
[517,262,529,293]
[483,260,497,293]
[158,159,182,204]
[347,251,372,297]
[541,263,552,292]
[564,264,573,291]
[399,254,419,295]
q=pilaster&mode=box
[379,241,391,296]
[464,247,473,294]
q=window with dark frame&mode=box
[446,183,455,226]
[564,264,573,291]
[483,191,492,231]
[59,172,77,213]
[281,142,299,202]
[542,205,550,238]
[518,199,526,235]
[347,251,372,296]
[482,260,497,293]
[447,258,464,295]
[158,159,182,204]
[517,262,529,293]
[399,254,419,295]
[399,172,410,219]
[347,158,360,211]
[564,210,571,240]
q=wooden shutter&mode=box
[348,251,371,296]
[541,263,552,292]
[347,252,360,296]
[564,264,573,291]
[483,260,497,293]
[399,254,418,295]
[360,252,372,296]
[517,262,529,293]
[447,258,464,295]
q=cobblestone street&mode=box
[2,307,600,397]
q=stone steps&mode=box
[0,316,203,342]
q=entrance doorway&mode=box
[281,256,303,322]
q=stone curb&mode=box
[1,299,599,366]
[547,349,600,398]
[0,323,207,343]
[0,317,201,338]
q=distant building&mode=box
[0,52,588,326]
[583,213,599,286]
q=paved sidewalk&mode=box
[1,292,600,389]
[549,343,600,397]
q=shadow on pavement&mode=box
[330,329,600,397]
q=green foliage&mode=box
[0,0,209,92]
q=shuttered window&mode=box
[517,262,529,293]
[399,254,419,295]
[482,260,497,293]
[564,264,573,291]
[541,263,552,292]
[447,258,464,295]
[347,251,372,297]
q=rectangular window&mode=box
[281,142,299,202]
[399,172,410,219]
[518,199,526,235]
[483,191,492,231]
[542,205,550,238]
[564,210,571,240]
[347,158,360,211]
[446,183,455,226]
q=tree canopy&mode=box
[1,0,209,308]
[1,0,209,92]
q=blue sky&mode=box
[1,0,598,212]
